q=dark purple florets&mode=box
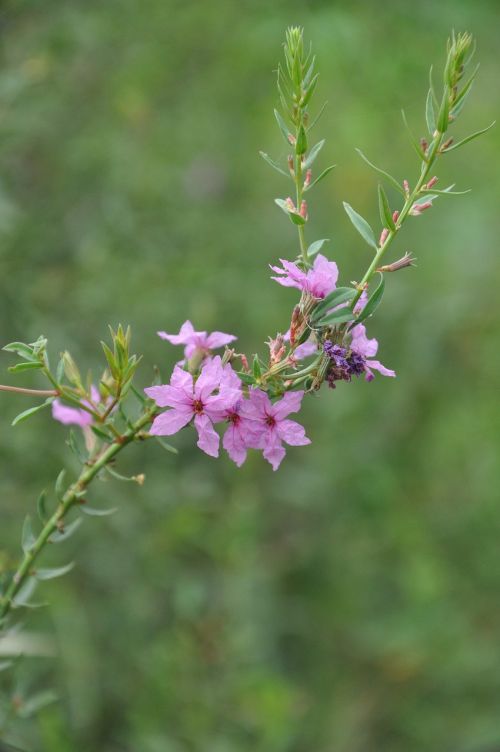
[323,340,366,387]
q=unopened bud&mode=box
[288,155,295,175]
[426,176,438,188]
[267,334,286,366]
[379,228,389,246]
[132,474,145,486]
[290,305,302,346]
[287,134,296,146]
[392,210,400,223]
[377,252,415,273]
[410,200,433,216]
[240,353,249,372]
[403,179,410,197]
[303,169,312,188]
[441,137,453,151]
[299,200,308,219]
[420,137,428,153]
[285,197,296,212]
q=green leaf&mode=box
[307,238,329,257]
[295,125,307,156]
[288,211,306,226]
[274,109,292,145]
[259,151,289,177]
[37,490,48,522]
[378,184,395,231]
[235,372,254,386]
[80,505,117,517]
[0,660,13,672]
[300,72,319,107]
[11,397,54,427]
[355,273,385,325]
[2,342,35,360]
[252,354,262,381]
[421,186,471,196]
[343,202,377,249]
[35,562,75,580]
[401,109,426,159]
[303,139,325,169]
[12,578,41,608]
[442,121,496,152]
[316,309,356,327]
[274,198,290,215]
[22,515,36,554]
[425,88,436,134]
[67,430,87,463]
[55,469,66,500]
[17,690,58,718]
[90,425,113,442]
[311,287,357,320]
[437,90,450,133]
[308,100,327,131]
[304,165,336,192]
[8,361,43,374]
[450,63,479,118]
[154,437,179,454]
[49,517,82,543]
[355,148,405,194]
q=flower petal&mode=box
[223,423,247,466]
[170,366,194,393]
[364,359,396,379]
[262,430,286,471]
[194,413,220,457]
[271,390,305,420]
[52,400,92,427]
[206,331,237,350]
[308,254,338,298]
[157,320,198,345]
[149,408,192,436]
[350,323,378,358]
[277,419,311,446]
[144,384,191,409]
[194,356,223,401]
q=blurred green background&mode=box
[0,0,499,750]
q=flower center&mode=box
[227,411,240,425]
[192,399,204,414]
[265,414,276,428]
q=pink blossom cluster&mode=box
[144,356,310,471]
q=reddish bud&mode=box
[303,169,312,188]
[287,134,296,145]
[392,210,400,223]
[426,176,438,188]
[379,228,389,246]
[299,200,308,219]
[377,252,415,273]
[403,179,410,196]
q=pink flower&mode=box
[157,320,236,360]
[217,364,261,467]
[270,254,338,299]
[144,357,240,458]
[241,389,311,471]
[52,385,100,428]
[283,329,318,360]
[350,324,396,381]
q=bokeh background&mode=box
[0,0,499,750]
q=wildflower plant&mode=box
[0,27,492,719]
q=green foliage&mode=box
[0,2,499,751]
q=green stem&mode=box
[0,406,157,624]
[351,132,443,310]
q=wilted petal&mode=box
[277,419,311,446]
[350,323,378,358]
[149,408,192,436]
[262,430,286,471]
[52,400,92,427]
[365,359,396,379]
[272,390,305,420]
[270,259,307,291]
[194,413,220,457]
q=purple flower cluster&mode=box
[145,355,310,471]
[323,323,395,386]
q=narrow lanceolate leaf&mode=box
[8,361,43,374]
[355,273,385,325]
[11,398,55,427]
[22,516,36,554]
[400,110,426,160]
[154,437,179,454]
[80,505,117,517]
[355,148,405,194]
[304,165,336,191]
[49,517,82,543]
[259,151,289,177]
[301,72,319,107]
[450,63,479,118]
[437,91,450,133]
[378,184,395,231]
[311,287,357,320]
[442,121,496,152]
[308,100,327,131]
[55,469,66,500]
[421,186,471,196]
[316,308,356,327]
[343,202,377,250]
[12,578,41,608]
[307,238,329,257]
[252,354,262,381]
[37,490,48,522]
[425,89,436,134]
[35,562,75,581]
[303,139,325,169]
[274,109,292,145]
[2,342,35,359]
[295,125,308,156]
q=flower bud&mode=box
[377,252,415,272]
[379,228,389,246]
